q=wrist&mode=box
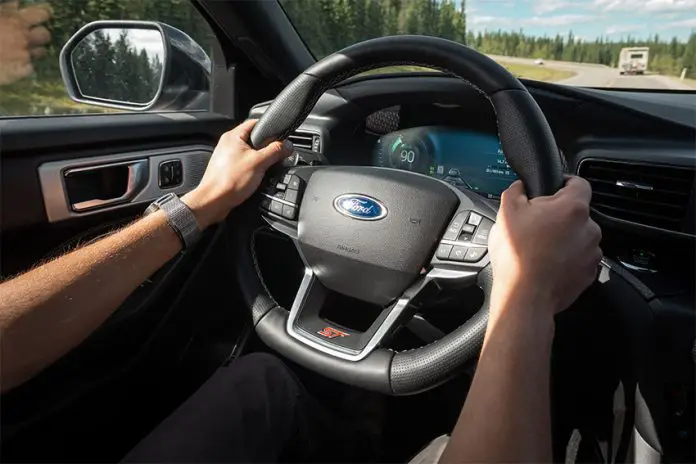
[181,188,219,229]
[488,285,556,334]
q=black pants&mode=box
[123,353,360,463]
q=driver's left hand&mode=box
[182,120,293,228]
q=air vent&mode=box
[288,131,321,153]
[579,159,694,233]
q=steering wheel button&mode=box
[473,219,494,245]
[436,243,453,260]
[283,174,292,184]
[276,183,287,191]
[467,212,482,226]
[443,225,461,241]
[284,189,299,204]
[260,196,271,211]
[270,200,283,216]
[449,211,468,230]
[464,247,487,262]
[459,232,473,243]
[288,175,302,190]
[281,204,297,220]
[450,246,468,262]
[461,224,476,234]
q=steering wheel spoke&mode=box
[286,264,479,362]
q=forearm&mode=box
[0,211,181,392]
[441,294,555,463]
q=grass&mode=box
[0,78,114,117]
[496,61,575,82]
[358,61,575,83]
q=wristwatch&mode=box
[145,193,201,249]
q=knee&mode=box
[231,352,297,388]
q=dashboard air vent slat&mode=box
[287,131,320,153]
[579,159,695,233]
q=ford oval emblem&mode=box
[333,194,387,221]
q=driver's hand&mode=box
[182,120,293,228]
[0,1,52,86]
[488,176,601,319]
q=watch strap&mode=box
[145,193,201,249]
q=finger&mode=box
[26,25,50,46]
[256,140,294,170]
[0,1,19,16]
[18,6,50,26]
[556,175,592,204]
[232,119,258,142]
[587,219,602,247]
[29,46,46,59]
[501,180,527,205]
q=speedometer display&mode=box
[375,132,434,173]
[373,126,517,200]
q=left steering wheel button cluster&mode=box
[260,172,304,220]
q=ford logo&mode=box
[333,194,387,221]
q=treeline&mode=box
[281,0,467,58]
[24,0,696,86]
[72,30,163,103]
[282,0,695,79]
[466,30,696,78]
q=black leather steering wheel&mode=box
[234,36,565,395]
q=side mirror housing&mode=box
[60,20,211,112]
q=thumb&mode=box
[256,140,294,170]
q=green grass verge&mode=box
[359,61,575,83]
[0,78,114,117]
[496,61,575,82]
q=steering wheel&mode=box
[234,36,565,395]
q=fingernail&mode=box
[283,140,293,152]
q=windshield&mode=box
[281,0,696,91]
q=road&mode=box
[487,55,695,90]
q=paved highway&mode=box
[488,55,695,90]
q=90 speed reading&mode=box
[374,133,433,172]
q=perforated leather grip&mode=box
[250,35,564,199]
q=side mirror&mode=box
[60,20,211,112]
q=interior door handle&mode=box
[66,160,149,212]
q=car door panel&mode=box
[0,111,250,461]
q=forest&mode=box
[282,0,696,78]
[2,0,695,117]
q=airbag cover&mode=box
[297,167,458,306]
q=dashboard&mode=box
[372,126,517,200]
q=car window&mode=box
[0,0,217,117]
[282,0,696,92]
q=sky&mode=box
[466,0,696,41]
[103,29,165,61]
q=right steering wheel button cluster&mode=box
[437,210,493,263]
[260,172,304,220]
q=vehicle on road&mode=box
[619,47,649,75]
[1,1,694,464]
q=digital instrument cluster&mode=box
[372,126,517,200]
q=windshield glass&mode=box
[281,0,696,91]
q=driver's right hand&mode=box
[489,176,602,319]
